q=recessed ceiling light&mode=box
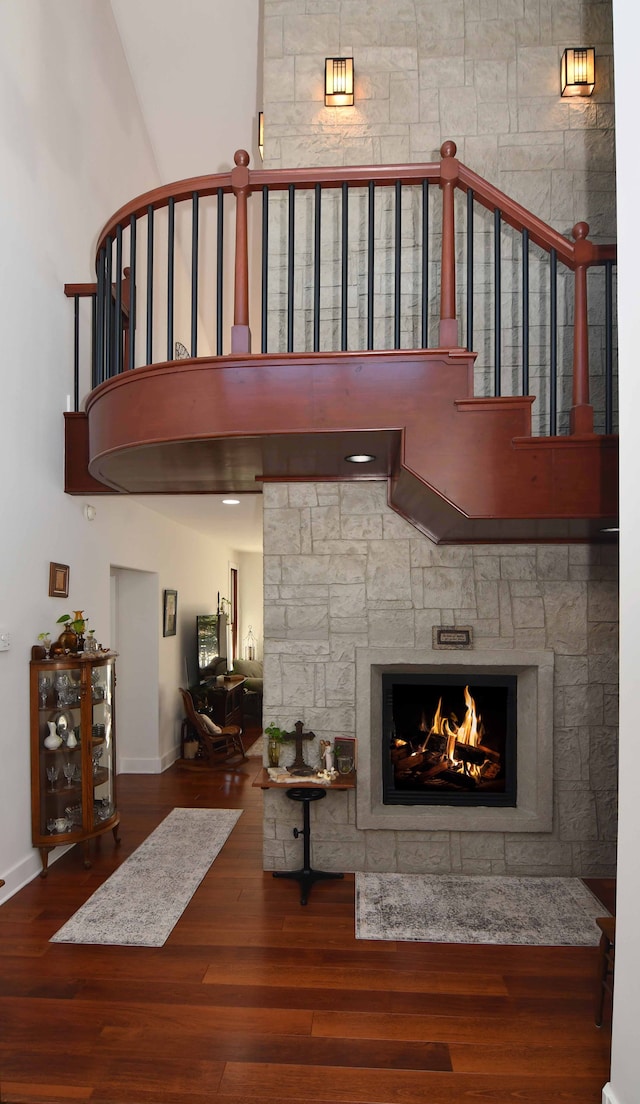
[222,498,240,505]
[345,453,376,464]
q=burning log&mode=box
[437,769,478,790]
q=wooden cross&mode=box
[282,721,316,775]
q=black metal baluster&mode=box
[105,236,113,380]
[421,180,429,349]
[73,296,80,411]
[522,228,529,395]
[494,208,501,396]
[466,188,474,352]
[91,291,97,390]
[605,260,614,434]
[287,184,295,353]
[314,183,321,352]
[146,206,154,365]
[549,248,557,436]
[114,224,123,376]
[167,196,175,360]
[217,188,224,356]
[262,186,269,354]
[367,181,375,351]
[191,192,199,357]
[341,182,348,351]
[95,246,105,387]
[129,215,136,370]
[394,180,401,350]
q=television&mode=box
[196,613,227,681]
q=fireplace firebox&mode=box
[382,673,517,807]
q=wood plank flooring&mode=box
[0,747,613,1103]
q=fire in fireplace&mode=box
[382,673,517,807]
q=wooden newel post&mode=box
[231,149,251,354]
[570,222,594,435]
[439,140,460,348]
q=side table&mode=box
[253,768,356,905]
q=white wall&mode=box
[606,3,640,1101]
[238,550,264,660]
[0,0,260,902]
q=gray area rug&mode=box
[51,807,242,947]
[355,873,606,946]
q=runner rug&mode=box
[355,873,605,946]
[51,807,242,947]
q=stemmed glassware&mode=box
[46,766,59,791]
[39,674,52,709]
[62,761,75,787]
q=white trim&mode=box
[0,845,72,904]
[602,1084,623,1104]
[118,755,165,774]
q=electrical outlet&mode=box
[0,631,10,651]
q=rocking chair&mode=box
[179,688,246,767]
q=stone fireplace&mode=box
[262,481,618,878]
[355,647,553,834]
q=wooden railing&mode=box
[65,142,617,437]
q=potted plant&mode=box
[56,611,88,653]
[264,722,285,767]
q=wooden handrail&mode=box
[84,141,617,436]
[96,142,615,273]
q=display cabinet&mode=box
[30,653,120,875]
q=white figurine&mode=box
[44,722,62,750]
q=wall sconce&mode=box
[258,111,264,160]
[561,48,595,97]
[325,57,354,107]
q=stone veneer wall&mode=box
[262,480,618,876]
[263,0,615,234]
[262,1,617,435]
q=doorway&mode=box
[110,567,161,772]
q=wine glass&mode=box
[46,765,59,791]
[46,818,56,834]
[63,761,74,787]
[39,674,51,708]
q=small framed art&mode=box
[163,589,178,637]
[49,562,69,598]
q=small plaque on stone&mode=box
[432,625,473,649]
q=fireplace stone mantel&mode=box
[356,647,554,834]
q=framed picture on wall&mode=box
[49,562,69,598]
[163,589,177,637]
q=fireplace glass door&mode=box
[382,673,517,807]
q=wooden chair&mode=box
[594,916,616,1027]
[179,688,246,767]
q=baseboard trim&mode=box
[118,750,178,774]
[602,1084,623,1104]
[0,844,71,904]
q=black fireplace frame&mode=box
[382,672,518,808]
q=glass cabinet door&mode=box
[91,662,115,826]
[38,666,83,837]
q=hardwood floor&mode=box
[0,747,613,1103]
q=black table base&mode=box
[272,786,344,905]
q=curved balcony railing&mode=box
[65,142,617,437]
